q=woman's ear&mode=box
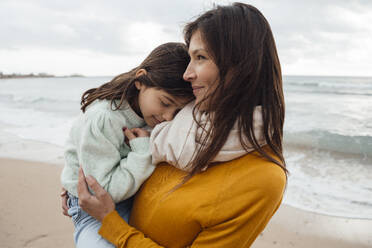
[135,68,147,78]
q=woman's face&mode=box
[183,30,220,108]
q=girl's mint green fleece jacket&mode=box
[61,100,155,203]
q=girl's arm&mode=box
[60,188,70,217]
[70,110,154,203]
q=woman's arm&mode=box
[78,164,286,248]
[77,167,165,247]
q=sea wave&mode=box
[284,145,372,219]
[284,83,372,96]
[285,89,372,96]
[0,93,78,104]
[285,80,372,88]
[0,93,14,101]
[284,130,372,157]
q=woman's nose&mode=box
[183,64,196,82]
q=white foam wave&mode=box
[0,104,74,147]
[284,147,372,219]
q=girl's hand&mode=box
[60,188,71,217]
[123,127,150,141]
[77,167,115,222]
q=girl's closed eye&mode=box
[161,100,171,107]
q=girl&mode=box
[60,42,194,247]
[74,2,287,247]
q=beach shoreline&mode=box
[0,157,371,247]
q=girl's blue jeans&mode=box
[67,192,133,248]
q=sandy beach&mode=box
[0,157,371,248]
[0,158,74,248]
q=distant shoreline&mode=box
[0,73,84,79]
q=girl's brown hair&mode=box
[184,3,287,176]
[81,42,194,113]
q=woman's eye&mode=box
[197,55,206,60]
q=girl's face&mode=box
[135,82,190,127]
[183,30,220,108]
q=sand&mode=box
[0,157,371,248]
[0,158,73,248]
[254,204,372,248]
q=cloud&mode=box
[249,0,372,76]
[0,0,371,76]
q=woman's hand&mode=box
[77,167,115,222]
[60,187,71,217]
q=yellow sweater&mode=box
[99,151,286,247]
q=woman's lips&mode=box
[192,86,204,95]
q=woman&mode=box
[71,3,287,247]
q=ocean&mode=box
[0,75,371,219]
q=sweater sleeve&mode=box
[78,111,155,203]
[99,211,165,248]
[98,193,283,248]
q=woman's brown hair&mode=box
[184,3,287,176]
[81,42,194,113]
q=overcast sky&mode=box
[1,0,371,77]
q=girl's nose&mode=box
[183,64,196,82]
[163,111,174,122]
